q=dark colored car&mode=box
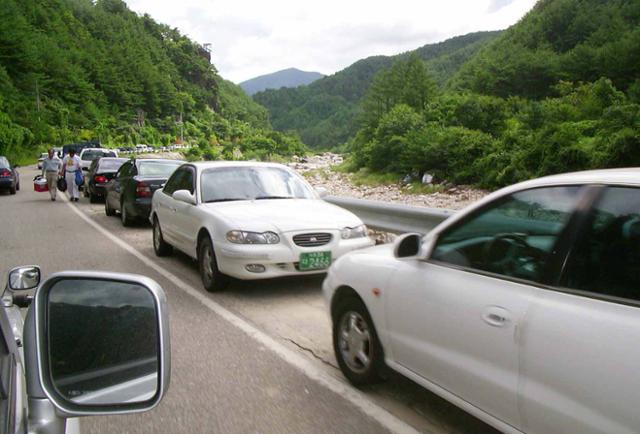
[84,157,128,202]
[0,156,20,195]
[105,158,184,226]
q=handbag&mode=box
[75,170,84,187]
[57,177,67,192]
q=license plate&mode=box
[299,251,332,271]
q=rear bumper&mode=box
[0,178,15,188]
[128,198,152,219]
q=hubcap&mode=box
[202,244,214,284]
[338,311,372,373]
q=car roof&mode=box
[135,158,185,163]
[506,167,640,192]
[189,161,290,170]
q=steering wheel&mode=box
[483,233,532,276]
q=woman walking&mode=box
[61,148,82,202]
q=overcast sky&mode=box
[126,0,538,84]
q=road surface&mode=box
[0,166,497,434]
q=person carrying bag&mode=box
[40,148,61,201]
[61,148,82,202]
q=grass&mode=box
[338,164,446,195]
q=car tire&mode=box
[121,201,134,227]
[89,192,98,203]
[333,297,385,385]
[153,217,173,257]
[15,181,19,191]
[9,185,16,195]
[105,196,116,216]
[198,236,228,292]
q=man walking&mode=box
[41,148,60,201]
[61,148,81,202]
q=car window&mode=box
[163,168,186,195]
[431,186,583,283]
[138,161,182,177]
[0,157,9,169]
[99,159,127,171]
[118,162,131,178]
[178,168,194,194]
[562,186,640,302]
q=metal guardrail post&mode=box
[324,195,455,235]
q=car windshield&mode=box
[200,166,314,203]
[138,161,182,177]
[99,159,127,171]
[0,157,9,168]
[82,150,116,160]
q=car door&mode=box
[170,166,199,255]
[385,185,586,431]
[156,168,187,246]
[520,185,640,434]
[110,161,131,212]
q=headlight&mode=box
[340,225,367,239]
[226,230,280,244]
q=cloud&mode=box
[125,0,537,83]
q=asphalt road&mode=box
[0,166,498,434]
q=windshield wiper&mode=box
[255,195,294,200]
[205,198,246,203]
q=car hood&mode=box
[201,199,363,232]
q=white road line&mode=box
[63,197,422,434]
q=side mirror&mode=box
[315,187,328,198]
[172,189,196,205]
[8,265,41,290]
[394,233,422,258]
[32,272,170,415]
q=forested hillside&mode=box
[253,31,501,148]
[0,0,305,163]
[349,0,640,189]
[239,68,325,96]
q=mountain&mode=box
[239,68,325,95]
[0,0,304,163]
[252,31,501,148]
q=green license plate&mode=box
[299,251,332,271]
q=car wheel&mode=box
[198,236,228,292]
[153,217,173,257]
[121,201,134,227]
[333,297,385,385]
[16,181,19,191]
[89,192,98,203]
[9,185,16,195]
[105,196,116,216]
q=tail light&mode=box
[94,175,107,184]
[0,169,11,177]
[136,181,152,197]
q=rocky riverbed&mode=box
[288,153,488,211]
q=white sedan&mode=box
[323,168,640,434]
[150,161,373,291]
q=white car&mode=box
[150,161,374,291]
[37,152,48,169]
[79,147,118,170]
[323,168,640,434]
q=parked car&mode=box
[1,265,170,433]
[105,158,184,226]
[37,152,48,170]
[79,147,118,171]
[84,157,128,202]
[0,156,20,194]
[323,168,640,434]
[150,162,374,292]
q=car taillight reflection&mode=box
[94,175,107,183]
[136,181,152,197]
[0,169,11,177]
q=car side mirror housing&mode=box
[32,271,170,416]
[8,265,41,290]
[394,233,422,258]
[173,189,195,205]
[315,187,328,198]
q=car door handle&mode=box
[482,306,510,327]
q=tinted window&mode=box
[163,168,187,195]
[82,150,116,161]
[562,187,640,301]
[200,166,314,203]
[98,159,127,171]
[0,157,9,168]
[178,168,194,194]
[431,186,583,283]
[118,162,132,178]
[138,161,182,177]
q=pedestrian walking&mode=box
[61,148,82,202]
[41,148,61,201]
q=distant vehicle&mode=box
[62,141,101,157]
[105,158,184,226]
[135,144,150,153]
[324,168,640,434]
[84,157,128,202]
[79,148,118,171]
[0,156,20,194]
[37,152,48,170]
[2,265,170,434]
[150,162,373,292]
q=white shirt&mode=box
[62,155,81,173]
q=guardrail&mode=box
[324,195,455,235]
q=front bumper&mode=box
[215,233,374,280]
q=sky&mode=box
[125,0,538,84]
